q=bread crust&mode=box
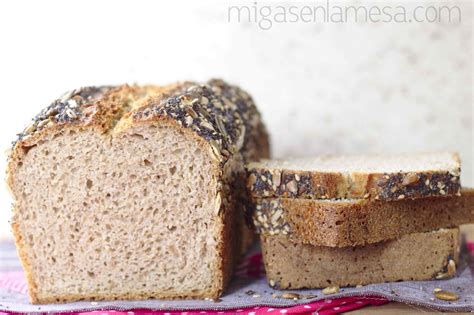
[247,154,461,201]
[10,221,39,303]
[7,80,269,303]
[262,228,460,289]
[251,188,474,247]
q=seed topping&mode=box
[322,286,340,295]
[434,290,459,301]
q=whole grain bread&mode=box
[6,79,269,304]
[262,228,459,289]
[247,153,461,201]
[252,188,474,247]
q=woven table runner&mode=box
[1,239,474,314]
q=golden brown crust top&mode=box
[131,79,267,163]
[7,80,269,302]
[9,79,268,165]
[14,86,114,143]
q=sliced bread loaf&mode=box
[247,153,461,201]
[262,228,459,289]
[6,80,269,303]
[252,189,474,247]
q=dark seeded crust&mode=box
[251,188,474,247]
[262,228,459,289]
[7,79,269,303]
[9,79,269,165]
[247,157,461,201]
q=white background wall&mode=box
[0,0,472,239]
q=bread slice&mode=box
[262,228,459,289]
[247,153,461,201]
[252,188,474,247]
[6,80,269,303]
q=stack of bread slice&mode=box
[246,152,474,289]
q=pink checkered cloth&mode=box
[0,295,387,315]
[2,239,474,314]
[0,245,387,314]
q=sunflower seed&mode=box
[215,115,228,138]
[209,140,222,162]
[185,116,193,126]
[67,99,78,108]
[449,168,460,177]
[205,297,222,303]
[322,286,340,295]
[45,107,59,117]
[200,120,215,131]
[60,89,76,102]
[197,107,211,120]
[272,171,281,187]
[214,193,222,215]
[402,172,419,186]
[248,173,257,187]
[200,96,209,105]
[25,122,37,134]
[37,119,49,128]
[434,290,459,301]
[281,292,300,300]
[185,106,198,119]
[287,180,298,194]
[270,209,282,224]
[436,259,456,280]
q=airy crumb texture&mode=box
[247,152,461,201]
[249,153,459,172]
[251,188,474,247]
[262,228,460,289]
[7,80,270,304]
[12,127,221,302]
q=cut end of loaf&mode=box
[9,124,225,303]
[248,152,460,173]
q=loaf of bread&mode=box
[6,79,269,303]
[262,228,459,289]
[252,188,474,247]
[247,153,461,201]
